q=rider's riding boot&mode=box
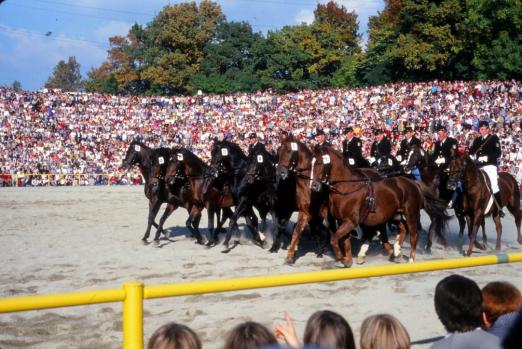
[493,192,505,218]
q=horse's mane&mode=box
[323,145,366,179]
[180,148,209,170]
[223,141,246,159]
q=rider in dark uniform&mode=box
[342,126,370,168]
[370,128,395,167]
[247,132,266,156]
[395,125,422,165]
[432,125,460,208]
[314,128,331,148]
[469,120,504,216]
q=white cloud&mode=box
[94,20,133,41]
[295,9,315,25]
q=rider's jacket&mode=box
[431,136,459,166]
[342,137,367,167]
[469,134,502,167]
[396,136,422,163]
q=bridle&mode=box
[278,142,312,180]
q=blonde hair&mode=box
[147,322,201,349]
[222,321,277,349]
[360,314,410,349]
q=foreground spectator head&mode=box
[147,322,201,349]
[360,313,410,349]
[434,274,482,332]
[303,310,355,349]
[223,321,278,349]
[482,281,522,339]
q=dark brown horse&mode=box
[447,151,522,256]
[122,140,174,243]
[310,145,424,267]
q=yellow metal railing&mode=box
[1,253,521,349]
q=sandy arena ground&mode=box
[0,186,521,349]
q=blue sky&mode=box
[0,0,384,92]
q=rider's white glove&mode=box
[369,157,376,164]
[396,155,402,162]
[348,158,355,165]
[470,154,476,160]
[435,157,445,165]
[478,156,488,163]
[400,160,407,165]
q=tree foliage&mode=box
[45,56,82,92]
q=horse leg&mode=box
[270,216,289,253]
[466,214,484,256]
[393,221,407,262]
[205,206,216,247]
[357,226,373,265]
[284,212,310,265]
[407,214,419,263]
[224,201,249,250]
[480,218,487,246]
[191,211,204,244]
[493,214,502,251]
[142,199,162,244]
[186,207,204,245]
[333,220,356,268]
[153,204,177,244]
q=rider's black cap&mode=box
[314,128,326,137]
[435,124,447,132]
[343,126,354,134]
[373,128,384,135]
[248,132,257,139]
[478,120,489,128]
[403,125,414,133]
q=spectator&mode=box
[481,281,522,340]
[223,321,278,349]
[274,310,355,349]
[502,309,522,349]
[430,274,501,349]
[360,313,410,349]
[147,322,201,349]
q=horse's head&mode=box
[310,145,334,192]
[165,149,188,190]
[404,144,426,173]
[122,141,149,170]
[447,149,470,190]
[244,147,275,185]
[211,140,241,179]
[148,150,170,196]
[276,139,301,181]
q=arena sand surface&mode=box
[0,186,521,349]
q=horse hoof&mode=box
[356,256,365,265]
[473,241,486,250]
[142,239,149,245]
[206,241,217,248]
[194,239,204,245]
[518,237,522,244]
[425,246,432,254]
[269,246,279,253]
[284,257,295,265]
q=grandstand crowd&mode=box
[0,80,521,186]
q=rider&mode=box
[314,128,331,148]
[396,125,422,165]
[342,126,369,168]
[469,120,504,217]
[369,128,394,167]
[247,132,266,156]
[432,124,460,208]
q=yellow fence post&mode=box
[123,281,144,349]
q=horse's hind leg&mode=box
[333,220,356,268]
[186,208,204,245]
[285,212,310,265]
[493,214,502,251]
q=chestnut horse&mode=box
[310,145,424,267]
[447,151,522,256]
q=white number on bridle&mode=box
[177,153,184,161]
[221,148,229,156]
[158,157,165,165]
[290,142,298,151]
[322,155,331,164]
[257,155,264,163]
[134,145,141,151]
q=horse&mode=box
[164,147,234,245]
[210,140,270,249]
[223,144,279,250]
[310,145,426,267]
[122,140,174,243]
[447,151,522,256]
[405,144,483,250]
[275,137,336,264]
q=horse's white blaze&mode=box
[158,157,164,165]
[358,243,369,257]
[221,148,229,156]
[322,155,331,164]
[310,157,316,188]
[176,153,184,161]
[134,145,141,151]
[257,155,263,163]
[290,142,298,151]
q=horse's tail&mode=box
[418,182,451,242]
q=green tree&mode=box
[45,56,83,92]
[11,80,22,91]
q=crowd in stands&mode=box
[0,80,521,186]
[146,274,522,349]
